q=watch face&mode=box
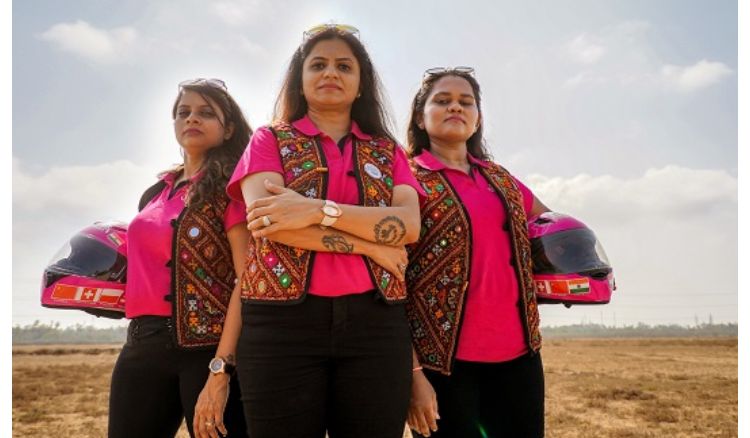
[209,358,224,373]
[323,206,338,216]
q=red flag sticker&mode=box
[549,280,570,295]
[51,284,79,300]
[79,288,98,301]
[98,289,124,304]
[535,281,548,294]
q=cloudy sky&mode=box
[12,1,737,328]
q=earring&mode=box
[356,92,361,98]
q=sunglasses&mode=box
[178,78,228,92]
[302,23,360,42]
[422,66,475,81]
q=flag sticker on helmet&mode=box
[51,284,124,305]
[107,232,124,247]
[50,284,78,300]
[80,288,97,301]
[549,280,570,295]
[568,279,590,295]
[535,280,548,294]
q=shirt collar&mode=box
[160,166,205,186]
[414,149,490,171]
[292,114,373,141]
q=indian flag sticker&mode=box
[107,233,124,247]
[568,279,590,295]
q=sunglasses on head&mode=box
[422,66,475,81]
[302,23,360,42]
[178,78,228,92]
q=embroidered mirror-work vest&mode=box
[239,121,406,304]
[405,161,542,375]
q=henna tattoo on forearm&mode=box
[322,233,354,254]
[374,215,406,245]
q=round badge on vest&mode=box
[364,162,382,179]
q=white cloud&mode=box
[211,0,266,26]
[13,157,160,219]
[527,165,736,222]
[38,20,137,64]
[565,34,606,64]
[660,59,733,93]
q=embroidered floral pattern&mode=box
[173,198,236,349]
[353,139,407,302]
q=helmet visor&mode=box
[530,228,611,276]
[46,234,127,283]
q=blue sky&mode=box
[12,0,738,328]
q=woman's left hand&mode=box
[246,180,322,237]
[193,374,230,438]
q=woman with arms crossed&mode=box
[108,79,250,438]
[405,68,549,438]
[194,25,423,438]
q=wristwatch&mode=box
[320,199,343,227]
[208,356,236,376]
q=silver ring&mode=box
[262,215,272,227]
[205,421,214,427]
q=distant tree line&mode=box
[12,321,127,345]
[12,320,738,345]
[542,322,738,338]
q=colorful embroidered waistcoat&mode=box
[239,121,406,303]
[138,180,236,350]
[405,161,541,374]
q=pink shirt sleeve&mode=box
[223,198,247,231]
[512,176,535,215]
[392,145,427,199]
[226,127,284,202]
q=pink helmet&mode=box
[528,212,615,307]
[40,221,128,318]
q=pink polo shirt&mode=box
[413,150,534,363]
[126,170,247,318]
[227,115,423,297]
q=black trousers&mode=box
[415,352,545,438]
[108,316,248,438]
[236,291,413,438]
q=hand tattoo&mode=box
[322,233,354,254]
[374,216,406,245]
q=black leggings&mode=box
[108,316,248,438]
[236,291,413,438]
[415,352,545,438]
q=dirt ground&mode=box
[12,338,737,437]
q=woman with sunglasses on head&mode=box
[108,79,251,438]
[405,68,550,438]
[196,24,423,438]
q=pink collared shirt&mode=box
[227,115,424,297]
[413,150,534,363]
[126,170,247,318]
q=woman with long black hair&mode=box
[194,25,423,438]
[109,79,251,438]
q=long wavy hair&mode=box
[170,83,252,207]
[406,71,491,160]
[274,28,395,141]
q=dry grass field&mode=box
[12,338,737,437]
